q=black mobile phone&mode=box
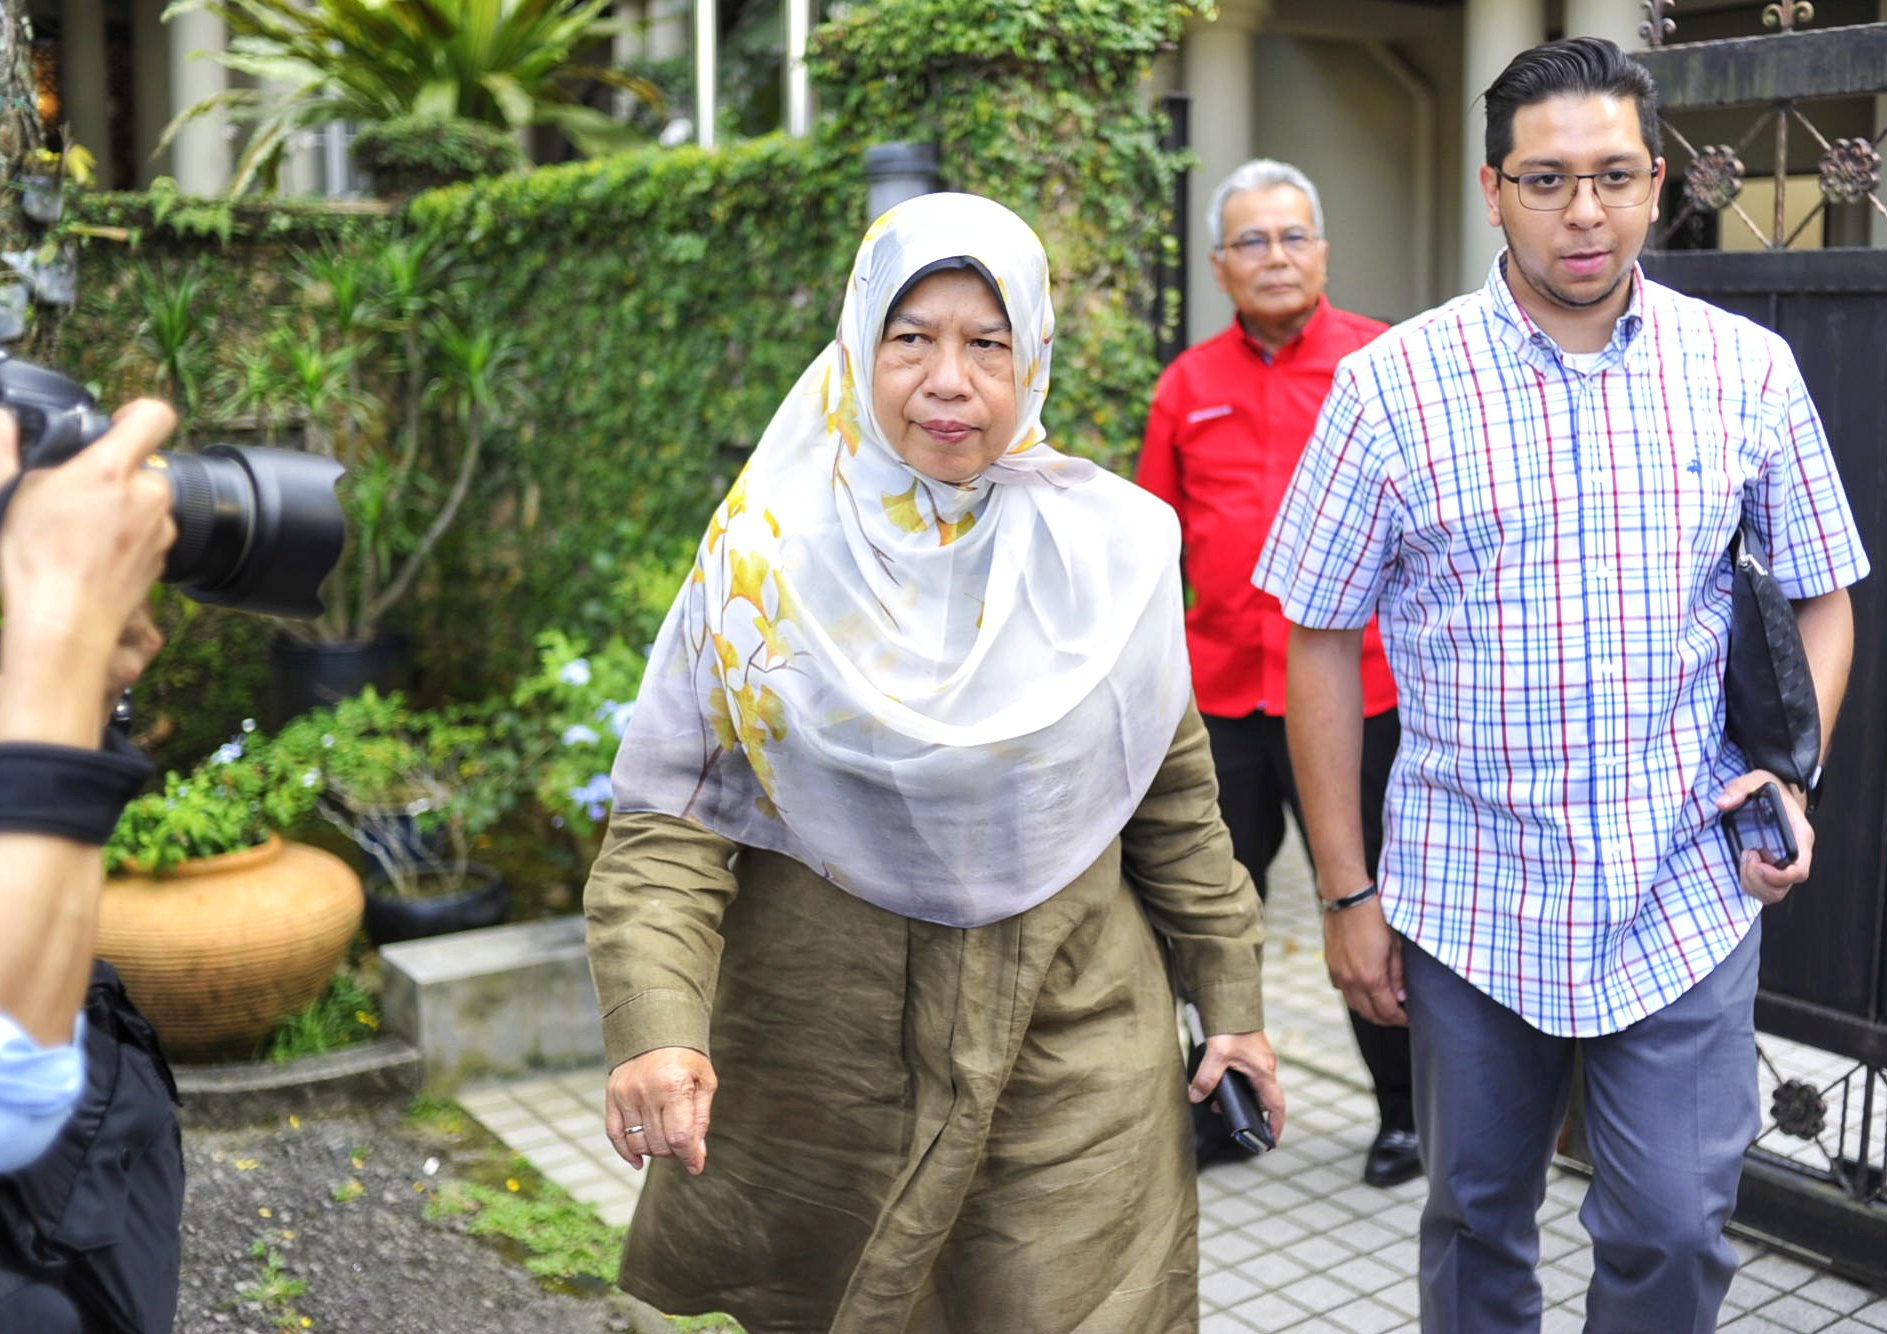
[1187,1045,1277,1154]
[1724,780,1799,870]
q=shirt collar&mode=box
[1483,251,1648,374]
[1237,295,1330,364]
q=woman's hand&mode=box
[603,1046,718,1175]
[1188,1029,1287,1143]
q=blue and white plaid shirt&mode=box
[1256,257,1869,1036]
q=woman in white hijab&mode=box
[586,193,1283,1333]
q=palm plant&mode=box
[159,0,664,194]
[127,261,217,442]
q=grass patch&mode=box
[399,1094,745,1328]
[423,1158,624,1284]
[236,1240,311,1330]
[403,1093,470,1137]
[261,971,380,1064]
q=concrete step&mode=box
[380,915,604,1092]
[174,1038,423,1126]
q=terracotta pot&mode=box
[97,835,364,1062]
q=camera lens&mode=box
[157,446,345,619]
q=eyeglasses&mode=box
[1219,229,1321,258]
[1497,166,1657,211]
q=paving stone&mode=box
[594,1202,636,1228]
[1324,1295,1407,1334]
[1326,1253,1405,1297]
[1798,1273,1879,1316]
[1378,1277,1420,1314]
[1281,1232,1358,1272]
[1726,1270,1785,1312]
[1200,1266,1265,1309]
[1210,1194,1270,1228]
[1375,1237,1420,1278]
[522,1139,588,1170]
[1201,1227,1267,1268]
[1717,1314,1800,1334]
[1747,1293,1849,1331]
[1541,1305,1586,1334]
[1222,1291,1314,1333]
[1276,1271,1365,1316]
[1740,1250,1820,1293]
[1537,1260,1587,1306]
[1242,1216,1313,1253]
[1230,1249,1311,1291]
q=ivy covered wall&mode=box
[43,0,1193,762]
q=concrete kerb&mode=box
[379,915,606,1093]
[172,1038,424,1127]
[170,915,605,1124]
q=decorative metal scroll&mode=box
[1636,17,1887,250]
[1755,1041,1887,1213]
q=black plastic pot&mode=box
[268,631,414,727]
[362,863,509,947]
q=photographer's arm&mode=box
[0,401,174,1045]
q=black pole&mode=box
[1156,92,1191,367]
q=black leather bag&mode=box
[1723,518,1821,792]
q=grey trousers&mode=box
[1404,924,1761,1334]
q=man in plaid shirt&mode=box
[1256,37,1868,1334]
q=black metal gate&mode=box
[1636,13,1887,1287]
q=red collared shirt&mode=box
[1137,299,1397,719]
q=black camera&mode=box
[0,356,345,619]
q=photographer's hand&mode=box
[0,399,175,1047]
[0,400,176,746]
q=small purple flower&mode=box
[586,802,608,821]
[558,658,592,687]
[601,700,636,738]
[561,724,600,747]
[210,740,245,765]
[566,773,613,807]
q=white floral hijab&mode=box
[609,192,1189,927]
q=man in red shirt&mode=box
[1137,159,1416,1187]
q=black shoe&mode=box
[1363,1126,1423,1187]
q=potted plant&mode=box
[17,142,95,225]
[274,689,540,945]
[206,239,527,723]
[97,725,365,1062]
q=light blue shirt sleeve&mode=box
[0,1010,86,1172]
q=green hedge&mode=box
[36,0,1194,757]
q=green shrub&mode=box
[261,970,380,1063]
[351,115,526,198]
[105,721,321,874]
[46,0,1195,707]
